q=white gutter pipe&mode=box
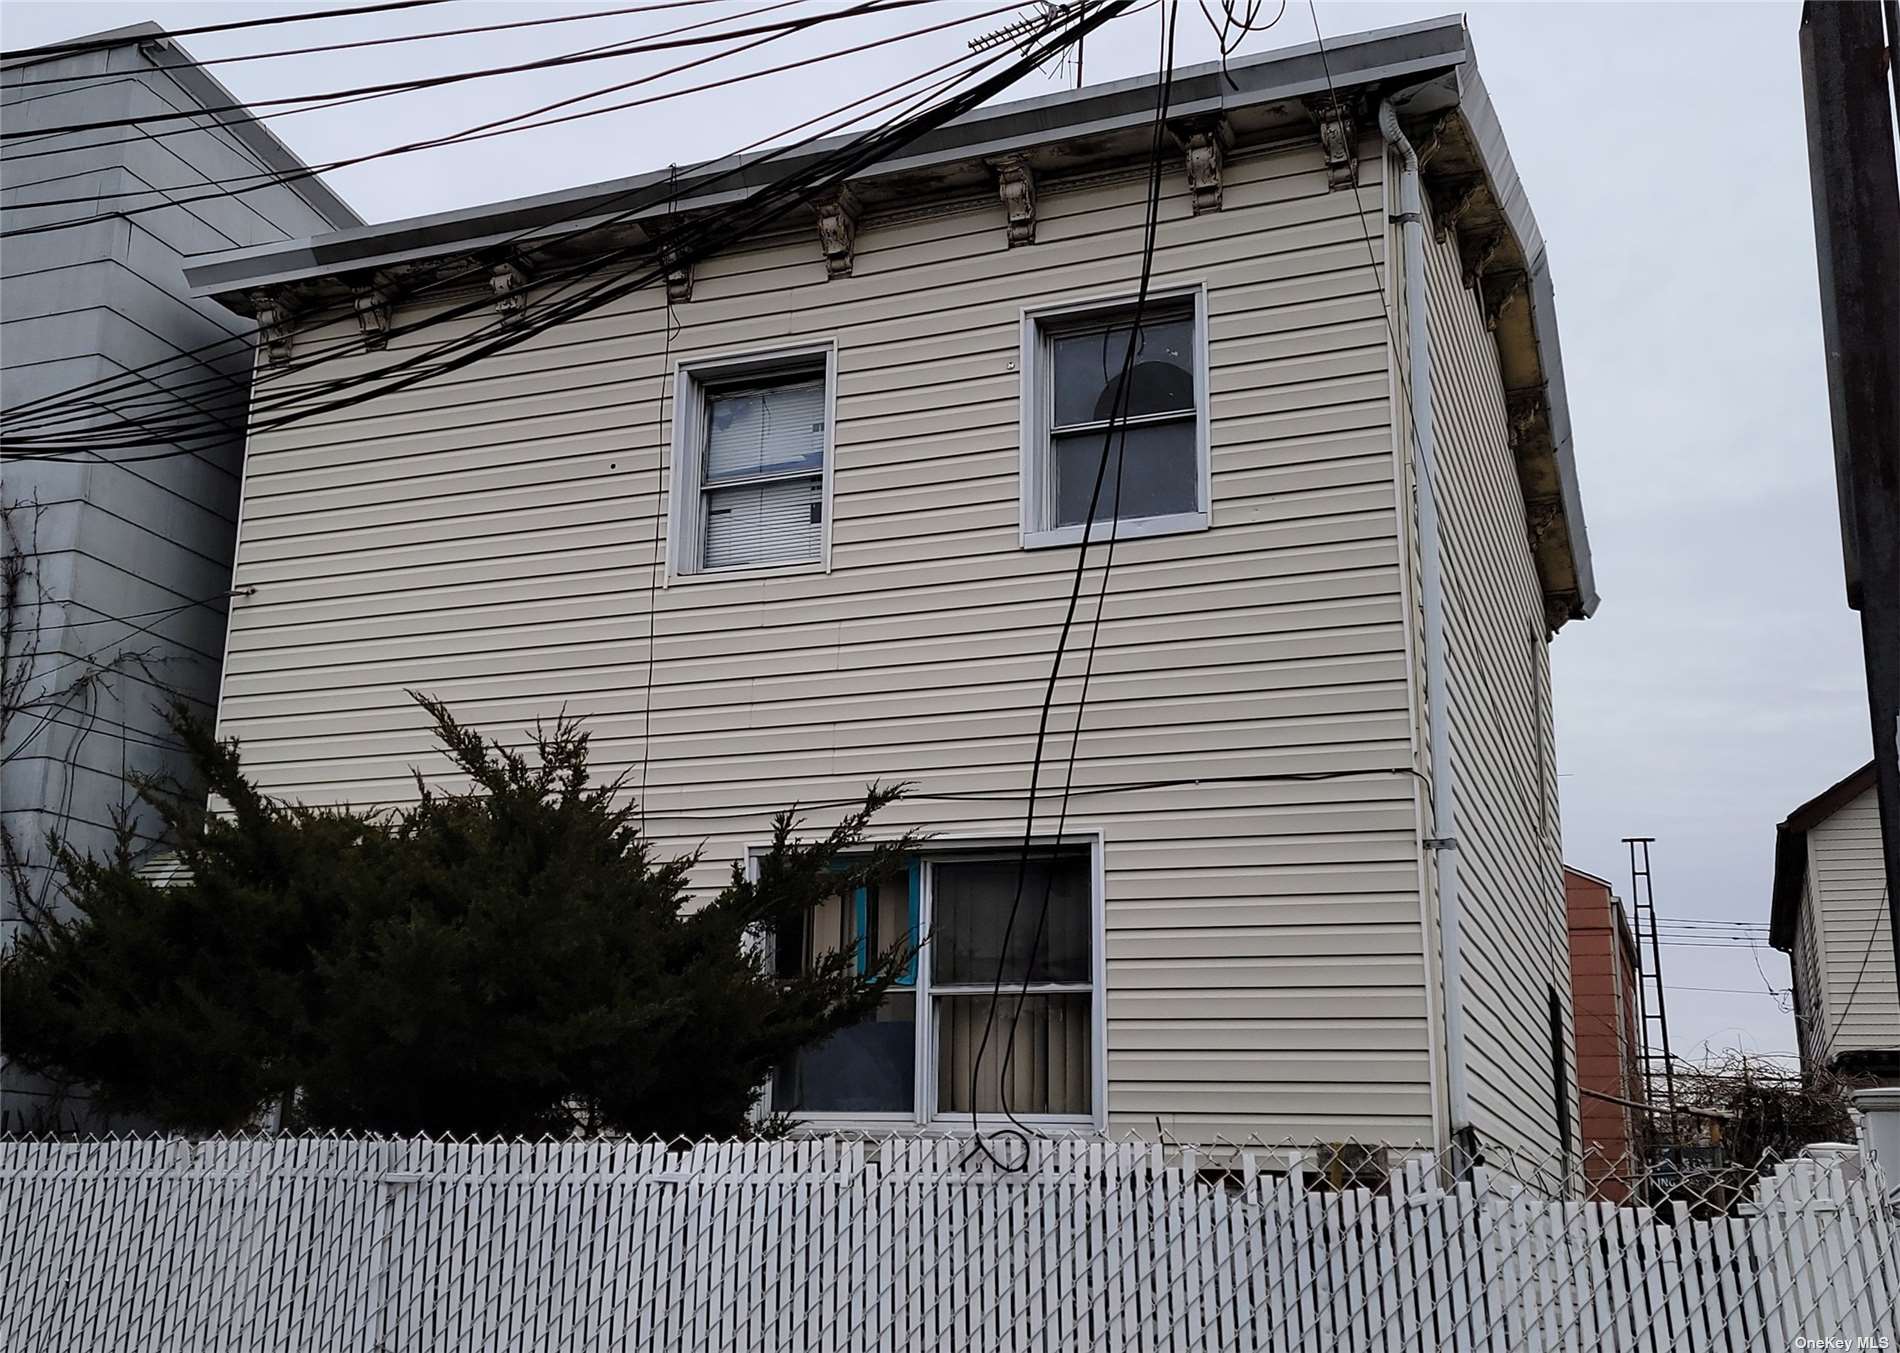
[1380,98,1471,1143]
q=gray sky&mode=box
[4,0,1873,1062]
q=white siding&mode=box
[216,144,1443,1143]
[1808,787,1898,1059]
[1792,874,1830,1069]
[1416,200,1573,1156]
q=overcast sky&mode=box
[4,0,1875,1063]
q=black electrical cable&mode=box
[221,1,1125,435]
[1,0,1071,465]
[0,0,454,64]
[0,0,822,207]
[964,0,1177,1162]
[0,1,1016,444]
[0,1,737,87]
[0,51,1026,471]
[0,0,876,179]
[14,3,1117,459]
[0,0,940,142]
[0,0,936,247]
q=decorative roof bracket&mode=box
[813,187,861,278]
[1172,116,1234,214]
[1458,229,1507,289]
[1505,389,1551,459]
[490,260,530,325]
[988,154,1037,246]
[1314,100,1357,190]
[352,276,394,350]
[249,289,297,366]
[1430,176,1487,243]
[1480,269,1530,331]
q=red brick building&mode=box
[1565,867,1645,1195]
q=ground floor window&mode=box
[769,841,1100,1126]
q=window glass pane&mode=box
[930,854,1089,986]
[776,991,916,1114]
[1051,419,1198,527]
[774,867,917,1113]
[703,475,821,570]
[704,378,825,482]
[1053,314,1193,426]
[936,992,1090,1115]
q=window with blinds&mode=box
[671,349,832,576]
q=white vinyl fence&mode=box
[1,1133,1894,1352]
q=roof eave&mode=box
[1768,760,1877,950]
[179,14,1593,623]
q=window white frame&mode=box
[749,830,1108,1133]
[667,340,837,582]
[1019,284,1212,550]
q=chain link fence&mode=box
[2,1131,1894,1350]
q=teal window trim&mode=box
[845,860,921,985]
[852,885,870,974]
[900,858,921,987]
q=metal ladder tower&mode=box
[1624,836,1677,1132]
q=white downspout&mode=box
[1380,99,1472,1144]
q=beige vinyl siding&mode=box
[1417,200,1573,1156]
[1808,787,1898,1058]
[218,143,1439,1142]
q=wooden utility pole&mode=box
[1799,3,1900,990]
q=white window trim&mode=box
[748,829,1109,1134]
[666,339,837,583]
[1018,284,1212,551]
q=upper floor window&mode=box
[1020,289,1210,549]
[669,345,834,577]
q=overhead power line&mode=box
[0,0,938,143]
[6,0,1131,466]
[0,1,736,88]
[0,0,454,65]
[0,0,951,241]
[1,2,1026,453]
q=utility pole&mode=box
[1798,4,1900,991]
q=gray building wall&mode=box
[1,24,358,1130]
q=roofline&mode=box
[184,16,1469,295]
[178,12,1592,618]
[1769,760,1877,950]
[1564,864,1620,893]
[4,22,361,232]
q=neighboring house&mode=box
[181,19,1595,1153]
[1770,762,1899,1083]
[0,23,360,1128]
[1564,866,1644,1196]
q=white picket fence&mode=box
[1,1133,1894,1352]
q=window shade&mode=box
[931,855,1091,986]
[703,476,822,570]
[705,380,826,482]
[936,992,1090,1115]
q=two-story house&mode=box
[179,17,1596,1154]
[1771,762,1899,1084]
